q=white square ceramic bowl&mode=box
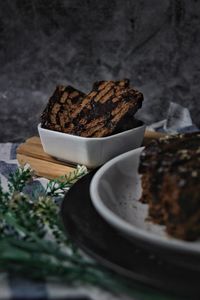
[38,123,146,168]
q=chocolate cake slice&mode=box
[62,79,143,137]
[41,85,86,133]
[41,80,143,138]
[138,132,200,240]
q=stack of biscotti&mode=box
[41,79,143,137]
[138,132,200,241]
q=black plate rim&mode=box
[61,171,200,297]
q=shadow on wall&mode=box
[0,0,199,141]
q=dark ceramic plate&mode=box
[61,170,200,298]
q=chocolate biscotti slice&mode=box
[41,85,85,133]
[62,79,143,137]
[138,132,200,240]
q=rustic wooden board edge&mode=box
[17,142,77,168]
[17,153,76,179]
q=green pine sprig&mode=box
[45,165,87,196]
[8,166,33,193]
[0,166,173,299]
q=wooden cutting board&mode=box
[17,130,165,179]
[17,136,76,179]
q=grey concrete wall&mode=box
[0,0,199,142]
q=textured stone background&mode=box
[0,0,200,142]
